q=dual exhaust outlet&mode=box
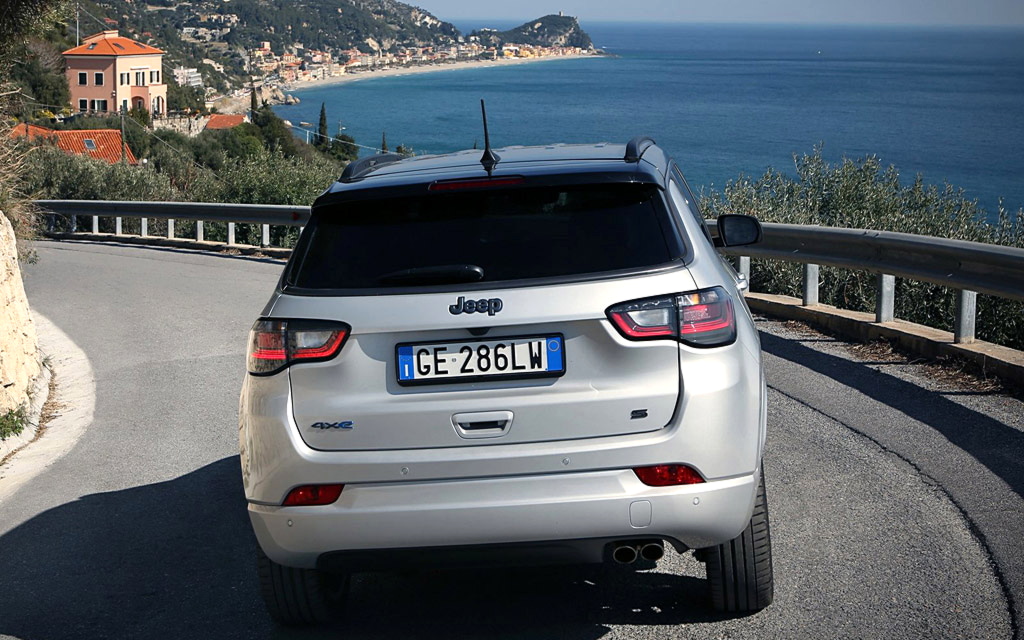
[611,540,664,564]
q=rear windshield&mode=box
[288,183,680,290]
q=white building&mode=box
[173,67,204,88]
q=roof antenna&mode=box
[479,99,500,176]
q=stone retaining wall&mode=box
[0,211,40,415]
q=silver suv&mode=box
[239,137,773,625]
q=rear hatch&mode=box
[276,180,693,450]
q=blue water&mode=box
[275,23,1024,216]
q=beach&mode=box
[215,53,598,113]
[294,52,598,90]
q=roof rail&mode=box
[624,136,656,163]
[339,153,405,183]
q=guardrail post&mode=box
[803,264,819,306]
[167,219,175,239]
[140,218,148,237]
[737,256,750,281]
[954,290,977,344]
[115,217,122,236]
[227,222,236,245]
[92,215,98,234]
[196,221,204,243]
[876,274,895,322]
[262,224,270,247]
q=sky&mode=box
[418,0,1024,27]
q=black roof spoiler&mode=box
[624,136,656,163]
[339,153,405,183]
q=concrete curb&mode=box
[747,292,1024,388]
[0,358,51,461]
[45,232,292,259]
[0,311,96,503]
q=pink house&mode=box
[63,30,168,117]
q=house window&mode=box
[122,99,128,112]
[84,139,97,151]
[78,99,88,112]
[78,72,87,85]
[150,70,160,83]
[96,99,108,112]
[120,73,129,85]
[135,71,146,86]
[94,72,104,86]
[88,100,96,111]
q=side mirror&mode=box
[716,214,763,247]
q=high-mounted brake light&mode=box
[282,484,344,506]
[428,176,525,191]
[633,465,705,486]
[607,287,737,347]
[247,319,350,376]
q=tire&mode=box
[256,547,349,626]
[702,472,774,613]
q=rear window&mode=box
[288,184,681,290]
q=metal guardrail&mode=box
[36,200,307,247]
[34,200,1024,345]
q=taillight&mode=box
[607,287,736,347]
[633,465,705,486]
[282,484,344,506]
[247,319,350,376]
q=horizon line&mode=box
[448,17,1024,29]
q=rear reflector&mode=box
[607,287,737,347]
[248,319,350,376]
[429,176,525,191]
[282,484,344,506]
[633,465,705,486]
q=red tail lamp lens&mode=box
[634,465,705,486]
[282,484,344,506]
[677,288,735,346]
[607,296,676,339]
[607,287,737,348]
[247,320,350,376]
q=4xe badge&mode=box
[311,421,354,430]
[449,296,503,316]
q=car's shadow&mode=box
[0,457,737,640]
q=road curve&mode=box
[1,240,1018,640]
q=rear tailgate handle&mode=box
[452,411,513,439]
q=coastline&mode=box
[286,52,599,92]
[215,53,600,114]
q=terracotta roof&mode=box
[10,125,137,164]
[205,114,246,130]
[63,31,164,56]
[8,123,54,139]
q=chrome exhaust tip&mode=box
[639,541,664,562]
[612,544,639,564]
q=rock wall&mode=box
[0,211,39,414]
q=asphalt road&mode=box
[2,240,1020,639]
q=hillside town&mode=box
[182,37,596,112]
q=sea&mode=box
[274,22,1024,217]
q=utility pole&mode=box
[120,108,127,164]
[76,3,80,46]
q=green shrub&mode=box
[701,149,1024,350]
[0,406,28,441]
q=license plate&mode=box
[396,335,565,386]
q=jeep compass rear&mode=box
[239,137,773,625]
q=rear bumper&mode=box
[250,469,758,569]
